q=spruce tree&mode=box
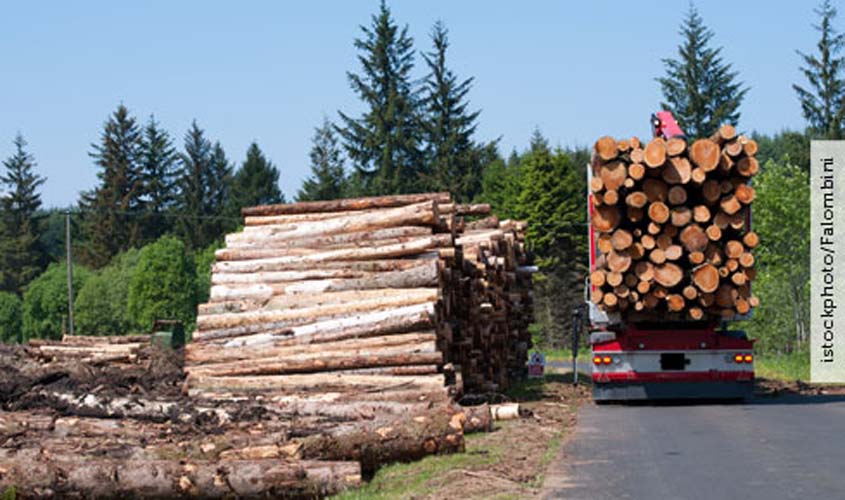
[337,1,421,195]
[175,122,233,249]
[657,5,748,138]
[79,104,144,268]
[138,115,178,240]
[208,142,234,235]
[298,119,347,201]
[229,142,283,213]
[794,0,845,139]
[510,131,588,348]
[421,21,485,202]
[0,134,46,295]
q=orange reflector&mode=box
[593,356,602,365]
[744,354,753,363]
[602,356,613,365]
[734,354,744,363]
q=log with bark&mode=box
[0,456,361,498]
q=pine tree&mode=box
[79,104,144,268]
[510,131,588,348]
[208,142,234,232]
[229,142,283,213]
[138,115,178,240]
[794,0,845,139]
[337,1,421,195]
[298,119,347,201]
[0,134,46,295]
[175,122,233,249]
[420,21,486,202]
[657,5,748,138]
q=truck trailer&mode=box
[587,112,755,401]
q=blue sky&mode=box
[0,1,826,207]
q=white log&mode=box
[226,201,439,245]
[213,235,452,274]
[193,301,436,345]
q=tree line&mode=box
[0,2,840,356]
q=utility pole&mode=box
[66,210,74,336]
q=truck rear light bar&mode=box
[593,355,619,365]
[733,353,753,363]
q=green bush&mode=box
[0,292,22,343]
[74,249,141,336]
[745,160,809,354]
[194,241,222,305]
[22,263,92,341]
[127,236,196,332]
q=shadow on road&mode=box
[601,394,845,407]
[593,379,845,407]
[751,393,845,405]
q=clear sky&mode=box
[0,1,825,207]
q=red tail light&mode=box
[602,356,612,365]
[744,354,753,363]
[734,354,744,364]
[593,356,602,365]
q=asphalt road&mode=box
[542,393,845,500]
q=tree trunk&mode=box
[215,235,451,274]
[193,300,436,344]
[242,192,450,216]
[186,373,447,394]
[196,289,438,333]
[186,350,443,378]
[689,139,720,171]
[0,457,361,498]
[644,139,666,167]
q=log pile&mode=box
[0,340,471,497]
[27,334,153,365]
[0,194,533,497]
[186,192,534,399]
[589,125,760,320]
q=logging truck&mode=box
[586,112,755,401]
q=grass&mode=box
[331,432,503,500]
[525,430,565,489]
[541,347,591,363]
[755,351,810,381]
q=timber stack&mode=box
[589,125,760,320]
[0,193,533,498]
[27,334,153,365]
[0,193,532,497]
[185,192,534,401]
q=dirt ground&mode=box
[754,377,845,397]
[0,342,184,406]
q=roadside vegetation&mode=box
[756,352,811,381]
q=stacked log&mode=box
[0,339,468,496]
[27,334,153,364]
[455,219,534,391]
[589,125,760,320]
[186,193,533,398]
